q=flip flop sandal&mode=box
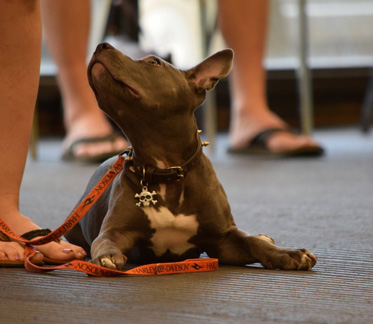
[62,132,127,164]
[0,229,69,267]
[0,230,44,267]
[227,128,324,157]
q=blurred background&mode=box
[37,0,373,137]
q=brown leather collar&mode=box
[125,139,203,185]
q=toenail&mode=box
[62,249,73,254]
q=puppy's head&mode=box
[88,43,233,145]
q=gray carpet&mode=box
[1,127,372,324]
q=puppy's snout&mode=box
[95,42,114,54]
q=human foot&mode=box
[229,128,323,156]
[62,132,128,163]
[0,211,86,265]
[262,129,322,154]
[0,240,44,265]
[63,111,129,162]
[229,109,323,155]
[0,239,85,266]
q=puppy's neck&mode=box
[130,130,201,169]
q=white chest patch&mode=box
[143,206,199,256]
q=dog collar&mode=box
[125,136,208,186]
[130,141,207,185]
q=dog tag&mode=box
[135,185,157,207]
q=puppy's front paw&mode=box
[91,249,127,270]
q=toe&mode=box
[100,257,117,270]
[61,241,87,259]
[3,247,20,261]
[0,241,44,264]
[37,241,87,262]
[267,132,320,153]
[0,251,9,261]
[293,249,317,270]
[0,241,23,261]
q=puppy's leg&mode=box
[90,230,137,270]
[217,228,317,270]
[255,234,275,244]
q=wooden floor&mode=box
[1,253,372,324]
[1,128,372,324]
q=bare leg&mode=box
[41,0,128,159]
[0,0,85,262]
[217,0,321,153]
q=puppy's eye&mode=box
[147,58,161,66]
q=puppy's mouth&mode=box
[89,61,140,99]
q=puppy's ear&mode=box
[186,49,234,92]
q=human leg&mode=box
[0,0,85,263]
[217,0,322,154]
[41,0,128,161]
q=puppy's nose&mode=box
[95,42,114,54]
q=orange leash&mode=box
[24,245,218,277]
[0,154,218,276]
[0,155,125,246]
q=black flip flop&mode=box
[62,132,127,163]
[0,229,54,267]
[0,228,81,268]
[228,128,324,157]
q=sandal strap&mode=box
[69,132,121,151]
[0,228,55,242]
[0,232,11,242]
[21,229,52,240]
[250,128,290,147]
